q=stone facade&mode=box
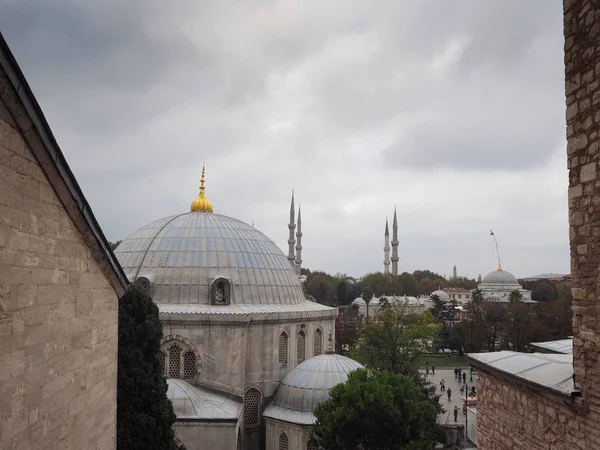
[264,419,313,450]
[174,422,240,450]
[0,45,126,448]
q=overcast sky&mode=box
[1,0,568,279]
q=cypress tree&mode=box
[117,285,177,450]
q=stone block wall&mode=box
[0,111,119,448]
[565,0,600,415]
[476,373,584,450]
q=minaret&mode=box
[391,207,399,276]
[287,191,296,269]
[383,219,390,274]
[295,205,303,275]
[453,265,457,279]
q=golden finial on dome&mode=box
[190,165,213,212]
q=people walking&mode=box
[440,380,445,392]
[447,388,452,402]
[431,365,435,375]
[454,406,459,422]
[454,368,458,379]
[462,372,466,383]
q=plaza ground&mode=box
[422,369,478,427]
[417,353,470,369]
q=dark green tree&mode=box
[311,369,439,450]
[117,285,177,450]
[361,286,374,320]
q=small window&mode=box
[279,433,289,450]
[211,278,231,305]
[297,330,306,363]
[158,351,166,377]
[307,440,317,450]
[313,329,322,356]
[183,351,196,379]
[279,332,288,364]
[244,387,261,428]
[169,344,182,378]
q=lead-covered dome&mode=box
[114,211,307,306]
[481,269,520,286]
[263,354,364,424]
[431,289,449,299]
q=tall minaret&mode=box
[287,191,296,268]
[383,219,390,274]
[295,205,303,275]
[391,207,399,276]
[453,265,457,279]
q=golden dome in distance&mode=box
[190,166,213,212]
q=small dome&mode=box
[481,269,520,286]
[431,290,449,299]
[273,354,364,413]
[166,379,241,420]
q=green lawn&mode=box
[416,353,470,369]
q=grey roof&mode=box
[263,354,364,425]
[160,301,335,316]
[530,338,573,355]
[0,32,128,296]
[480,269,520,286]
[431,289,450,299]
[466,351,576,398]
[115,212,309,307]
[166,379,241,421]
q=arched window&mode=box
[278,332,288,364]
[243,387,261,428]
[168,344,182,378]
[158,351,166,377]
[211,278,231,305]
[313,329,322,356]
[279,433,289,450]
[307,440,317,450]
[183,351,196,379]
[297,330,306,363]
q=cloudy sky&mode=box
[1,0,568,279]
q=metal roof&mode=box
[480,270,520,286]
[529,338,573,355]
[466,351,576,398]
[167,379,241,421]
[115,212,311,306]
[263,354,364,425]
[160,301,336,317]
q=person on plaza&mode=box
[454,406,459,422]
[440,380,445,392]
[431,365,435,375]
[454,368,458,379]
[447,388,452,402]
[460,385,465,394]
[458,368,462,379]
[463,372,466,383]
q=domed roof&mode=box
[431,289,449,299]
[166,379,241,420]
[481,269,520,286]
[114,211,307,306]
[263,354,364,424]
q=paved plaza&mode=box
[421,368,478,426]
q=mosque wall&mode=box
[0,108,119,447]
[264,418,313,450]
[173,421,239,450]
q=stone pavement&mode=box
[421,368,478,426]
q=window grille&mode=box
[168,344,182,378]
[297,330,306,363]
[279,433,289,450]
[313,329,322,356]
[278,332,288,364]
[307,440,317,450]
[215,281,226,304]
[244,388,261,428]
[158,351,166,376]
[183,351,196,379]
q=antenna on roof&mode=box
[490,230,502,271]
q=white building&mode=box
[477,268,533,303]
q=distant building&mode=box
[443,287,472,305]
[522,273,572,284]
[477,267,533,303]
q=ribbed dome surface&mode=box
[114,211,306,306]
[166,379,241,420]
[481,269,520,285]
[273,354,364,413]
[431,290,449,299]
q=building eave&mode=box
[0,32,128,296]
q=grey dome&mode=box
[431,289,449,299]
[166,379,241,420]
[114,211,306,306]
[481,269,520,286]
[272,354,364,413]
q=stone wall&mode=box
[173,421,239,450]
[566,0,600,396]
[0,111,119,448]
[476,372,584,450]
[264,418,312,450]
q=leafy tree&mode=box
[522,279,559,302]
[117,285,177,450]
[305,271,334,304]
[361,286,374,320]
[311,369,439,450]
[109,240,122,251]
[398,272,420,296]
[508,289,523,304]
[412,269,445,282]
[336,280,348,305]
